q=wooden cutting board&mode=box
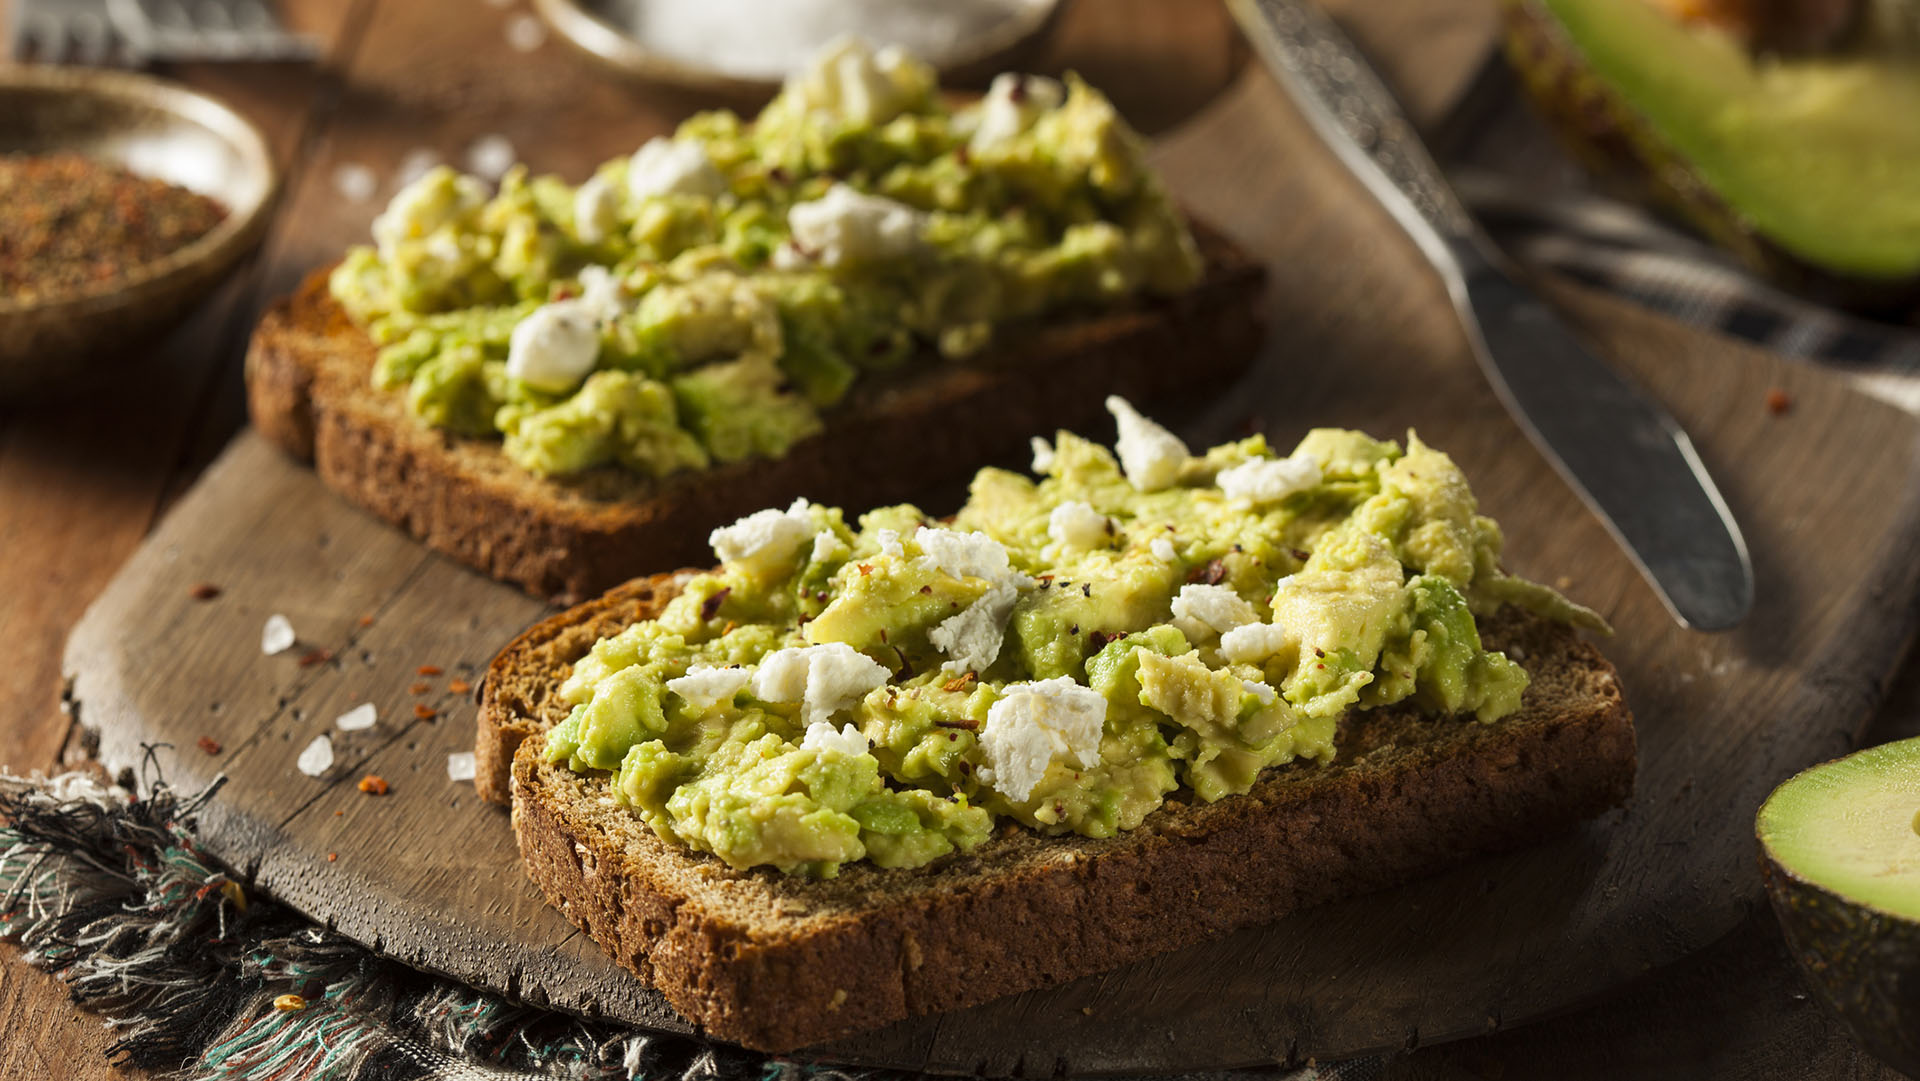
[62,20,1920,1081]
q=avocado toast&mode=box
[478,403,1637,1051]
[246,40,1265,602]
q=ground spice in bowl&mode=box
[0,152,227,306]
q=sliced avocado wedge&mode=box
[1504,0,1920,310]
[1758,737,1920,1076]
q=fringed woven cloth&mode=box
[0,770,1359,1081]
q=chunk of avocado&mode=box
[1757,737,1920,1076]
[1503,0,1920,310]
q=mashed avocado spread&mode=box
[329,38,1202,479]
[541,400,1608,876]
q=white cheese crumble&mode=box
[876,528,905,559]
[666,665,752,715]
[979,677,1107,803]
[1150,536,1177,563]
[572,172,621,244]
[507,299,601,393]
[916,527,1015,582]
[1242,679,1278,705]
[709,498,816,577]
[970,72,1066,152]
[781,183,926,268]
[446,751,477,782]
[1220,621,1291,664]
[296,735,333,777]
[784,35,921,125]
[261,614,296,656]
[334,703,377,731]
[801,720,870,757]
[1047,501,1109,554]
[1105,396,1189,492]
[1030,436,1056,474]
[627,136,727,201]
[1170,583,1259,642]
[1217,455,1324,508]
[809,529,847,565]
[370,169,487,261]
[929,580,1021,674]
[750,643,890,726]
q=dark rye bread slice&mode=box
[246,223,1266,604]
[485,575,1637,1052]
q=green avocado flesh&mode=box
[1539,0,1920,280]
[329,40,1201,481]
[544,412,1606,877]
[1760,738,1920,921]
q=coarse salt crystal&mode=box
[335,703,377,731]
[446,752,477,782]
[297,735,334,777]
[262,614,296,655]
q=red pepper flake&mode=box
[356,775,389,795]
[196,736,223,756]
[449,678,472,694]
[188,583,222,601]
[942,673,976,693]
[701,587,732,621]
[857,563,873,576]
[1766,388,1792,415]
[1185,559,1228,586]
[327,852,338,862]
[1088,630,1118,651]
[413,704,438,720]
[1290,549,1311,562]
[416,665,443,676]
[358,614,375,628]
[919,585,933,594]
[409,682,431,695]
[298,649,333,668]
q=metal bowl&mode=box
[0,66,276,396]
[531,0,1063,101]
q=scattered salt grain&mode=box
[466,134,516,181]
[262,614,296,655]
[297,735,334,777]
[447,752,477,782]
[335,703,377,731]
[505,13,546,51]
[332,163,377,204]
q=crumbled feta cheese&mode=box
[1242,679,1278,705]
[750,643,890,726]
[1030,436,1057,474]
[1170,583,1259,641]
[784,184,926,268]
[979,677,1107,802]
[709,498,816,577]
[573,172,621,244]
[1105,396,1189,492]
[296,735,333,777]
[446,751,477,782]
[1217,455,1324,508]
[666,665,752,715]
[574,265,627,322]
[876,528,905,559]
[970,72,1066,151]
[810,530,846,565]
[507,299,601,393]
[261,614,296,655]
[801,721,870,757]
[1150,536,1177,563]
[370,168,487,260]
[929,580,1021,674]
[627,136,726,201]
[334,703,377,731]
[915,528,1015,582]
[785,35,924,126]
[1220,621,1292,664]
[1047,501,1109,554]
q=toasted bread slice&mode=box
[245,225,1266,604]
[483,573,1636,1052]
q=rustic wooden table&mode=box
[0,0,1912,1077]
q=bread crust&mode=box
[489,576,1636,1052]
[246,225,1267,604]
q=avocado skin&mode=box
[1761,845,1920,1075]
[1499,0,1920,315]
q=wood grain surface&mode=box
[8,1,1920,1079]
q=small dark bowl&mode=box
[0,66,276,396]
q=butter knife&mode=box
[1226,0,1753,631]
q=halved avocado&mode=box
[1502,0,1920,312]
[1758,737,1920,1076]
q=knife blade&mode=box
[1226,0,1754,631]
